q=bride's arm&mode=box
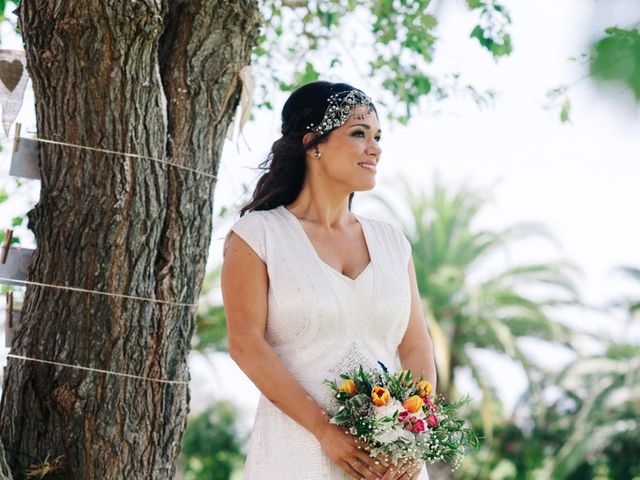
[397,256,437,389]
[382,257,437,480]
[221,232,385,480]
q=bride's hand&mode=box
[381,458,423,480]
[315,423,387,479]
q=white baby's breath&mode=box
[375,426,412,445]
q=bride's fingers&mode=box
[381,460,414,480]
[353,437,373,453]
[396,462,421,479]
[398,472,419,480]
[341,461,363,480]
[373,452,391,468]
[409,467,422,479]
[356,454,386,476]
[352,439,390,476]
[381,464,399,480]
[345,459,383,479]
[341,460,363,480]
[390,462,413,480]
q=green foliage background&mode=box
[253,0,512,123]
[182,402,246,480]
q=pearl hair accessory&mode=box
[307,89,373,137]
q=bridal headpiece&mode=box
[306,89,374,136]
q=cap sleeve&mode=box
[227,211,266,262]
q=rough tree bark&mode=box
[0,1,260,478]
[0,444,9,480]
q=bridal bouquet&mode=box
[325,363,478,469]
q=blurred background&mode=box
[1,1,639,479]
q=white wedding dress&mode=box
[229,205,429,479]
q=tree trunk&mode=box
[0,443,10,480]
[0,1,259,478]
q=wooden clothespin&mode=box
[13,122,21,153]
[1,229,13,264]
[5,292,12,329]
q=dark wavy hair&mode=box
[240,81,376,216]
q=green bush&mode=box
[182,401,247,480]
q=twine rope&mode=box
[6,354,189,385]
[9,134,218,180]
[0,277,197,308]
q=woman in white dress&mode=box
[221,81,436,480]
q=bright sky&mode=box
[0,1,638,422]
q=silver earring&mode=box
[314,149,321,158]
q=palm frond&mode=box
[483,261,582,299]
[549,419,639,479]
[615,265,640,282]
[463,351,499,443]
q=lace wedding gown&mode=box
[229,205,429,480]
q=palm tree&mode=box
[539,345,640,479]
[612,265,640,330]
[538,265,640,479]
[373,178,583,440]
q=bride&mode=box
[222,81,436,480]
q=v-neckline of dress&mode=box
[279,205,373,284]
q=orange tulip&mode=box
[338,379,356,396]
[371,386,391,406]
[416,380,433,399]
[403,395,424,414]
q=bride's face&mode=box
[312,105,382,192]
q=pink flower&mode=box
[405,422,413,431]
[398,411,409,422]
[426,415,439,428]
[413,418,426,432]
[424,399,437,413]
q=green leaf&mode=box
[560,98,571,123]
[467,0,485,9]
[490,33,512,57]
[470,25,487,46]
[193,305,228,352]
[253,0,515,124]
[590,27,640,101]
[182,402,246,479]
[253,46,267,57]
[323,12,336,28]
[295,62,320,86]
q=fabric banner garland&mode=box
[0,49,28,138]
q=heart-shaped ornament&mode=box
[0,60,24,92]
